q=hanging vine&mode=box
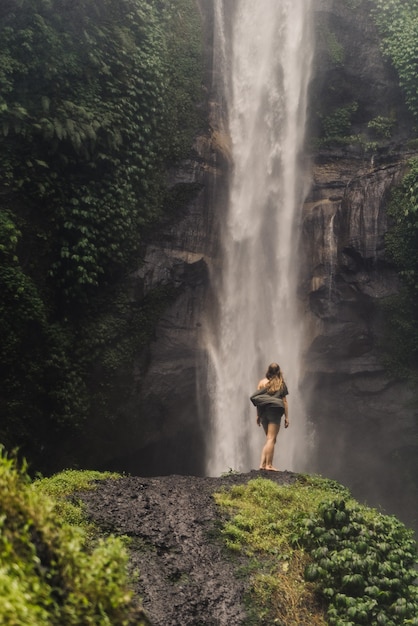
[0,0,203,468]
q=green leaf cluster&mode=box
[371,1,418,376]
[301,499,418,625]
[382,157,418,376]
[320,102,359,143]
[0,449,147,625]
[0,0,203,299]
[215,475,417,626]
[0,0,203,469]
[321,26,345,66]
[368,115,395,138]
[372,0,418,122]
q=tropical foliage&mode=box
[0,0,203,469]
[382,158,418,375]
[215,476,418,626]
[302,497,418,626]
[0,449,147,626]
[372,0,418,123]
[371,1,418,377]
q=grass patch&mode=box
[214,476,338,625]
[35,468,120,529]
[214,475,418,626]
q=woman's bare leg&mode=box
[259,449,267,469]
[259,421,268,468]
[261,422,280,471]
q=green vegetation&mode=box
[215,476,418,626]
[372,0,418,123]
[368,115,396,139]
[370,2,418,378]
[320,102,359,144]
[35,467,121,527]
[322,27,344,66]
[316,102,381,152]
[0,449,146,625]
[214,476,342,625]
[0,0,203,470]
[381,157,418,377]
[303,497,418,626]
[386,158,418,297]
[3,459,417,625]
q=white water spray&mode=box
[205,0,314,475]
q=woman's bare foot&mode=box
[265,465,279,472]
[259,466,266,470]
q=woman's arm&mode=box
[283,396,289,428]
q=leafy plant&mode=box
[379,157,418,377]
[0,448,146,625]
[301,499,418,625]
[372,1,418,123]
[369,3,418,377]
[321,102,359,141]
[0,0,204,471]
[322,27,344,66]
[368,114,395,138]
[215,475,418,626]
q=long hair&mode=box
[264,362,285,394]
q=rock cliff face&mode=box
[103,141,224,477]
[105,1,417,530]
[100,2,225,478]
[302,153,418,530]
[302,1,417,529]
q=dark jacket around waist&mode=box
[250,385,287,410]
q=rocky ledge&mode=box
[79,470,297,626]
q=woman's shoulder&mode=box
[257,377,268,390]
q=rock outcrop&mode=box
[301,0,418,530]
[99,2,226,477]
[79,470,297,626]
[100,0,417,531]
[301,153,418,530]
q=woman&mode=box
[250,362,289,471]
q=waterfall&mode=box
[205,0,314,475]
[327,212,337,303]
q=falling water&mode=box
[327,212,337,303]
[205,0,314,475]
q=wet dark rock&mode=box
[302,153,418,531]
[79,471,297,626]
[76,1,418,533]
[299,0,418,531]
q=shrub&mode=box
[0,0,204,471]
[0,449,146,625]
[381,157,418,377]
[215,475,418,626]
[321,102,359,141]
[301,499,418,625]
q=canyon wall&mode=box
[302,0,417,529]
[98,3,225,477]
[103,0,417,529]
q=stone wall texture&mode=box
[103,0,417,531]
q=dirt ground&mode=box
[79,470,298,626]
